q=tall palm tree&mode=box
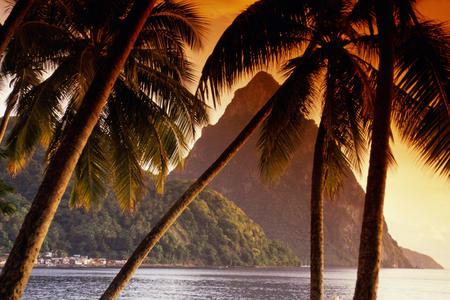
[353,3,395,298]
[258,33,373,300]
[0,0,36,56]
[100,1,370,299]
[352,0,450,298]
[0,0,206,298]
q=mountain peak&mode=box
[223,72,279,120]
[247,71,279,87]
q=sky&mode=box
[0,0,449,268]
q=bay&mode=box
[23,267,450,299]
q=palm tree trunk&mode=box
[100,98,275,300]
[310,121,326,300]
[0,0,36,56]
[353,1,395,299]
[0,103,13,145]
[0,1,157,299]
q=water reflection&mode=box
[23,267,450,300]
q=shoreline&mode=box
[27,265,444,271]
[30,265,307,270]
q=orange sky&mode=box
[0,0,449,268]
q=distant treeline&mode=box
[0,171,299,266]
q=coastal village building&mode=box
[1,251,124,268]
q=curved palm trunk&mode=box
[353,1,395,299]
[0,103,14,144]
[100,99,275,300]
[310,121,326,300]
[0,1,157,298]
[0,0,36,57]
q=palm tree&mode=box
[0,0,207,298]
[353,2,396,298]
[259,36,372,300]
[353,1,450,298]
[0,0,36,56]
[100,1,370,299]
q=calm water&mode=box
[22,267,450,300]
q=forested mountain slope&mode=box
[0,178,298,266]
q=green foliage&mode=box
[257,48,323,182]
[0,179,15,216]
[0,176,299,267]
[1,0,209,211]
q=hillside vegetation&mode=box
[0,175,299,267]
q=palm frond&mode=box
[69,123,110,210]
[146,0,207,51]
[6,57,79,174]
[0,179,15,216]
[3,66,44,112]
[349,0,375,31]
[133,64,208,139]
[12,20,75,70]
[324,46,373,175]
[395,21,449,117]
[322,139,351,198]
[350,0,418,32]
[131,47,195,84]
[258,48,324,182]
[106,102,146,212]
[197,0,312,105]
[112,79,189,192]
[393,21,450,177]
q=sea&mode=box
[22,267,450,300]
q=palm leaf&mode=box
[133,63,208,139]
[0,179,15,216]
[112,79,189,193]
[106,102,145,212]
[69,123,110,210]
[322,139,351,198]
[145,0,207,51]
[258,48,324,182]
[198,0,313,105]
[394,21,450,177]
[6,57,79,174]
